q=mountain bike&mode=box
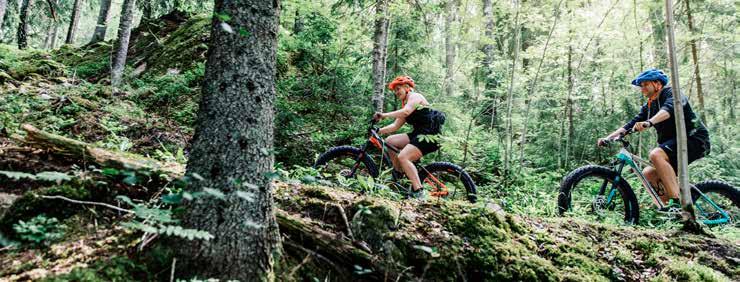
[557,129,739,226]
[313,120,477,203]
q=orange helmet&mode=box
[388,75,415,90]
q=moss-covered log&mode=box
[19,124,183,179]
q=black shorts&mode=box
[407,132,440,155]
[658,137,710,174]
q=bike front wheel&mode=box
[418,162,477,203]
[313,146,379,185]
[558,165,640,224]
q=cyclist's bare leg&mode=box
[398,145,423,190]
[649,148,680,202]
[385,134,410,172]
[643,166,670,203]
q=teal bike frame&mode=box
[603,133,731,225]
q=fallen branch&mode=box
[40,195,133,214]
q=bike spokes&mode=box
[567,175,628,224]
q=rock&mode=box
[0,192,20,219]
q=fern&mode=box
[0,170,72,184]
[116,195,213,241]
[35,171,72,183]
[0,171,36,180]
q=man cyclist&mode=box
[598,69,710,211]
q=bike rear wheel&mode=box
[558,165,640,224]
[313,146,378,185]
[418,162,477,203]
[692,180,739,227]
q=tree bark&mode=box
[89,0,112,44]
[444,0,458,97]
[0,0,7,39]
[685,0,705,124]
[176,0,282,280]
[17,0,33,49]
[371,0,389,112]
[65,0,82,44]
[110,0,136,87]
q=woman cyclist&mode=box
[373,75,445,196]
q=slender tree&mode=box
[444,0,459,97]
[663,0,698,229]
[504,0,520,176]
[110,0,136,86]
[481,0,499,129]
[371,0,389,112]
[89,0,112,44]
[65,0,82,44]
[177,0,282,280]
[0,0,7,39]
[685,0,706,123]
[648,2,667,69]
[17,0,33,49]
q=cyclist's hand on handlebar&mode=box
[633,121,651,132]
[597,137,610,147]
[372,112,385,121]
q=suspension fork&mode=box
[600,162,626,206]
[348,143,371,178]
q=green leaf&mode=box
[238,28,251,37]
[101,168,120,176]
[161,193,183,204]
[115,195,136,207]
[0,171,36,180]
[202,187,225,199]
[35,171,72,183]
[214,12,231,22]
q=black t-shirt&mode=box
[623,87,709,144]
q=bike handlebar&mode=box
[600,128,635,148]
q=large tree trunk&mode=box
[444,0,458,97]
[110,0,136,87]
[176,0,282,280]
[0,0,7,39]
[686,0,705,123]
[17,0,33,49]
[89,0,112,44]
[65,0,82,44]
[371,0,389,112]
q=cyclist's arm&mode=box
[382,94,422,119]
[605,128,627,140]
[379,117,405,135]
[647,110,670,125]
[622,103,649,132]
